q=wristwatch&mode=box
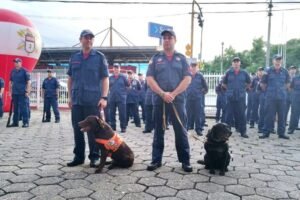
[101,96,108,100]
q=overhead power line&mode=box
[14,0,300,5]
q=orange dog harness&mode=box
[95,133,123,153]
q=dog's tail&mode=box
[197,160,205,165]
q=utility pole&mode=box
[190,0,195,58]
[110,19,113,47]
[195,1,204,62]
[265,0,273,68]
[221,42,224,74]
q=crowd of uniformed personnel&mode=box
[1,29,300,172]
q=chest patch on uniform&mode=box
[95,133,123,153]
[175,57,181,61]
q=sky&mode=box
[1,0,300,61]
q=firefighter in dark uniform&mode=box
[288,67,300,134]
[0,77,4,119]
[146,30,192,172]
[186,59,208,136]
[126,70,141,127]
[249,68,264,128]
[138,73,146,123]
[285,66,297,125]
[9,58,31,128]
[246,73,255,123]
[42,69,60,123]
[143,81,154,133]
[223,57,251,138]
[215,76,226,123]
[260,55,290,139]
[109,64,129,133]
[67,29,109,167]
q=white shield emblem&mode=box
[25,33,35,53]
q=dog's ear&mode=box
[96,116,105,128]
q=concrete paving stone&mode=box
[115,183,146,193]
[87,182,116,192]
[256,187,289,199]
[176,189,207,200]
[130,170,156,178]
[182,173,209,182]
[225,185,255,196]
[106,168,132,176]
[59,179,91,189]
[157,172,183,180]
[0,192,34,200]
[152,166,174,173]
[289,190,300,199]
[122,192,156,200]
[277,175,300,184]
[0,165,20,172]
[250,173,278,181]
[110,175,138,184]
[166,179,194,190]
[239,178,268,188]
[242,195,272,200]
[85,173,113,183]
[38,164,62,171]
[210,176,237,185]
[37,169,64,177]
[0,180,10,188]
[146,186,177,197]
[129,163,148,171]
[59,187,93,199]
[61,171,88,179]
[34,177,64,185]
[196,182,224,193]
[207,192,240,200]
[138,177,167,187]
[234,167,259,173]
[2,182,36,193]
[17,162,42,168]
[268,181,298,191]
[71,198,93,200]
[30,185,64,196]
[9,174,40,183]
[0,161,22,166]
[14,168,41,175]
[31,196,66,200]
[0,190,4,196]
[225,170,250,179]
[260,168,286,176]
[255,159,278,165]
[90,189,125,200]
[269,165,294,171]
[286,170,300,177]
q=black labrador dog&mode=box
[197,123,232,175]
[79,115,134,173]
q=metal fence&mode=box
[29,71,222,109]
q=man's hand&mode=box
[98,98,107,109]
[68,99,72,109]
[163,92,175,103]
[25,92,29,98]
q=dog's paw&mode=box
[95,169,103,174]
[209,169,215,174]
[219,171,225,176]
[107,164,115,170]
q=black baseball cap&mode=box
[47,69,52,73]
[161,29,176,37]
[232,57,241,62]
[138,73,143,76]
[13,58,22,63]
[80,29,95,38]
[289,65,297,70]
[127,70,133,74]
[257,67,264,71]
[273,54,282,60]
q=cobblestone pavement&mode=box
[0,111,300,200]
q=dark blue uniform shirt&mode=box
[261,67,290,100]
[0,78,4,90]
[290,75,300,102]
[42,77,60,98]
[223,68,251,100]
[186,72,208,100]
[67,49,109,106]
[127,78,141,104]
[109,74,129,103]
[146,51,191,105]
[10,68,30,95]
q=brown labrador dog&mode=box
[79,115,134,173]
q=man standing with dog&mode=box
[223,57,251,138]
[67,29,109,167]
[146,29,193,172]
